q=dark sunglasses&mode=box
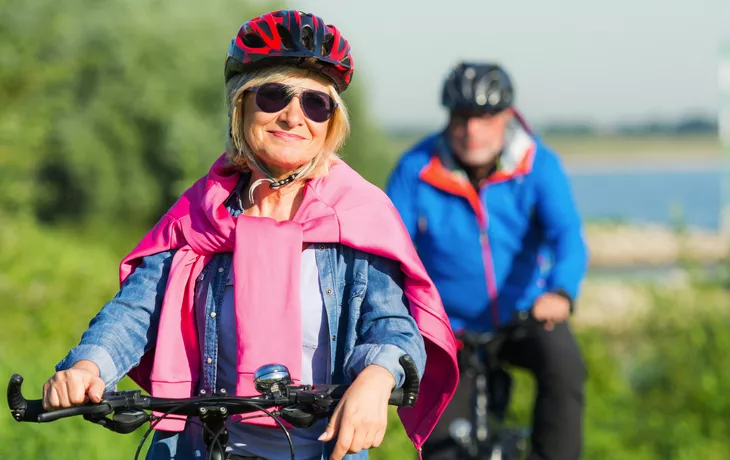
[247,82,338,123]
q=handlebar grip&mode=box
[391,355,419,408]
[8,374,46,422]
[8,374,111,423]
[388,388,404,406]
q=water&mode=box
[567,161,724,230]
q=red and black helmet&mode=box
[225,10,354,92]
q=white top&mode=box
[217,246,330,460]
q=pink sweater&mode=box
[120,155,459,450]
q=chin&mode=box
[461,149,499,166]
[260,152,314,173]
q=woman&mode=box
[42,10,458,460]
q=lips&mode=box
[268,130,305,141]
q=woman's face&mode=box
[242,76,333,177]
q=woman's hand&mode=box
[319,365,396,460]
[42,360,104,411]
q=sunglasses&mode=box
[247,82,338,123]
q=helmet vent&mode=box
[321,33,334,57]
[276,23,297,50]
[301,25,314,51]
[242,33,266,48]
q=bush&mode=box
[0,214,143,459]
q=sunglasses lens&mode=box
[253,83,335,122]
[255,83,290,113]
[300,90,336,123]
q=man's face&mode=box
[447,109,513,167]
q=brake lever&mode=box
[280,405,319,428]
[82,410,148,434]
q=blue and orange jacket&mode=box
[386,117,589,333]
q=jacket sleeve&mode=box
[534,150,589,302]
[385,158,420,240]
[55,250,176,388]
[344,254,427,389]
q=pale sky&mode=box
[290,0,730,129]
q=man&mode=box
[386,62,589,460]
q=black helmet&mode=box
[441,62,514,114]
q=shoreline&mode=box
[584,223,729,268]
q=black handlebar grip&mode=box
[8,374,45,422]
[392,354,420,408]
[388,388,404,406]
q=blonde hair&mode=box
[225,64,350,181]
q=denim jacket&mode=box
[57,185,428,460]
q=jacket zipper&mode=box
[478,185,500,328]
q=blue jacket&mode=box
[57,183,427,460]
[386,127,588,333]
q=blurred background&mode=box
[1,0,729,458]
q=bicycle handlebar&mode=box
[8,355,420,429]
[457,310,541,349]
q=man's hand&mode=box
[532,292,571,330]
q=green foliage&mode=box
[0,213,143,459]
[0,0,284,226]
[371,283,730,460]
[338,79,397,189]
[0,0,391,228]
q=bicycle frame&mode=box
[450,314,533,460]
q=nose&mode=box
[277,95,306,128]
[466,117,482,136]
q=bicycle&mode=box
[8,355,420,460]
[447,311,535,460]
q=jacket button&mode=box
[319,245,326,250]
[210,312,216,318]
[331,335,336,341]
[218,267,224,273]
[326,289,332,295]
[206,357,213,364]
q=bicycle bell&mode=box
[253,364,291,396]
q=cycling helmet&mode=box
[442,62,514,114]
[225,10,354,92]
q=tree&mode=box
[0,0,284,226]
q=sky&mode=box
[290,0,730,129]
